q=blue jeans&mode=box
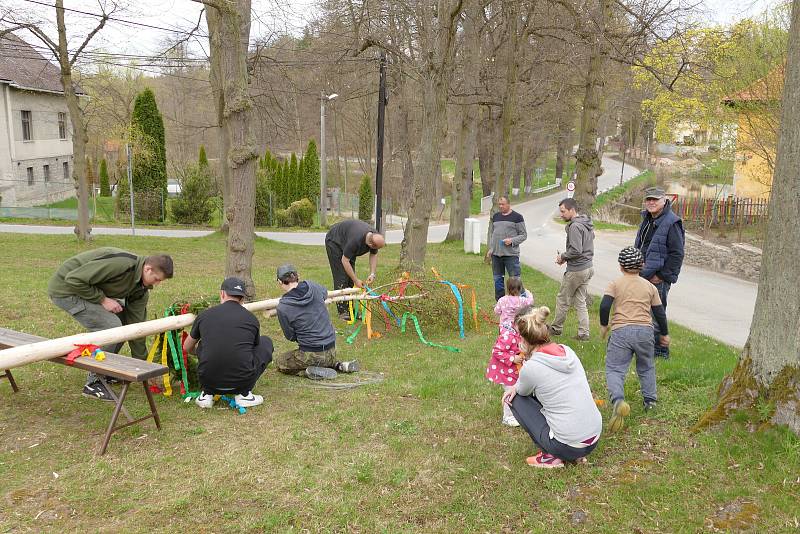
[653,281,671,356]
[491,255,521,301]
[606,325,657,404]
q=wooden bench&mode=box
[0,326,168,455]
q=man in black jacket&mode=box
[275,264,359,379]
[634,186,685,358]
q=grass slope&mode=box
[1,234,797,532]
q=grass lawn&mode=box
[1,234,798,532]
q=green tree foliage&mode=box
[99,158,111,197]
[359,175,373,222]
[289,153,299,203]
[255,167,272,226]
[130,87,167,220]
[171,164,216,225]
[302,140,320,203]
[198,145,209,168]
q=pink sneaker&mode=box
[526,451,565,469]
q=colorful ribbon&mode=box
[399,312,460,353]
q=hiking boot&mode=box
[547,325,562,336]
[654,348,670,359]
[82,380,115,402]
[502,415,520,427]
[336,360,360,373]
[195,391,214,409]
[526,451,564,469]
[338,311,351,322]
[608,399,631,433]
[572,334,591,342]
[306,366,338,380]
[644,400,657,412]
[234,391,264,407]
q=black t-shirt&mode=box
[190,300,261,388]
[326,219,379,260]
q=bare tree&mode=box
[194,0,258,295]
[696,0,800,436]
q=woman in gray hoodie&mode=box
[502,306,602,468]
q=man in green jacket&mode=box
[48,247,174,401]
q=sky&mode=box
[2,0,783,62]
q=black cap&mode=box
[220,277,247,296]
[276,264,298,280]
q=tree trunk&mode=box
[512,139,523,195]
[446,105,477,240]
[208,10,231,232]
[205,0,258,296]
[573,0,610,213]
[494,0,519,208]
[696,0,800,436]
[477,107,497,197]
[555,114,572,182]
[55,0,90,241]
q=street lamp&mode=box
[320,92,338,226]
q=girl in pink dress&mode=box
[486,277,533,426]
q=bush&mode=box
[255,168,272,226]
[287,198,315,227]
[99,159,111,197]
[358,175,373,222]
[171,164,216,225]
[275,208,290,227]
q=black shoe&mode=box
[102,375,121,385]
[338,311,351,322]
[644,400,657,412]
[82,380,115,402]
[335,360,360,373]
[654,349,670,359]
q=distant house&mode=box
[722,66,783,200]
[0,33,79,207]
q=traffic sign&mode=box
[567,181,575,191]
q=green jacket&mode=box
[48,248,152,357]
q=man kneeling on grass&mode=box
[183,277,274,408]
[275,264,359,380]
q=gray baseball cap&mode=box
[220,277,247,296]
[276,264,298,280]
[644,186,666,199]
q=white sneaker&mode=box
[195,392,214,409]
[235,391,263,407]
[502,415,520,427]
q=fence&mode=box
[672,196,769,240]
[0,206,95,220]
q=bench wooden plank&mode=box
[0,327,168,382]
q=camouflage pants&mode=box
[275,347,337,376]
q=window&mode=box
[21,110,32,141]
[63,161,70,181]
[58,112,67,139]
[43,164,50,183]
[26,167,34,185]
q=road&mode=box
[0,155,756,347]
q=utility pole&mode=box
[320,92,338,226]
[126,143,135,236]
[374,51,387,233]
[619,143,626,185]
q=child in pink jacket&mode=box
[486,277,533,426]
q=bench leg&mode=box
[143,382,162,431]
[98,382,130,456]
[1,370,19,393]
[98,376,133,422]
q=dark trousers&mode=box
[326,239,356,314]
[510,394,597,462]
[200,336,274,395]
[653,281,671,356]
[491,254,522,301]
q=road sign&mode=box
[567,181,575,198]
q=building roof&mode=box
[722,65,784,105]
[0,32,84,95]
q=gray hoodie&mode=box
[276,281,336,352]
[561,214,594,272]
[515,344,602,447]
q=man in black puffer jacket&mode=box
[275,264,359,379]
[634,186,685,358]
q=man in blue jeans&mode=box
[486,196,527,301]
[634,186,684,358]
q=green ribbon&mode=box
[400,312,460,353]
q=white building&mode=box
[0,33,78,207]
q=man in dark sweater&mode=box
[183,277,274,408]
[486,196,528,301]
[48,247,174,401]
[275,264,359,379]
[549,198,595,341]
[634,186,685,358]
[325,219,385,320]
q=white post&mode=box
[320,94,327,226]
[126,143,135,236]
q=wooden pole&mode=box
[0,288,362,371]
